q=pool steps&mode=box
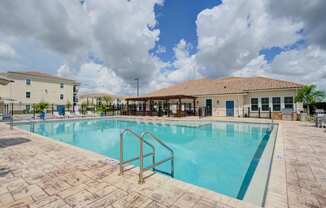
[119,128,174,184]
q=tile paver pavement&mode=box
[0,118,325,208]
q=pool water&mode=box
[16,118,272,199]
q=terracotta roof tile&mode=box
[145,76,303,97]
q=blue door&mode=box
[226,101,234,116]
[57,105,65,115]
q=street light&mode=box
[134,78,139,96]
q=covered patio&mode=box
[125,95,197,117]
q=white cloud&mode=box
[0,42,16,60]
[269,46,326,90]
[58,62,134,95]
[267,0,326,49]
[86,0,163,84]
[194,0,302,77]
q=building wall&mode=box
[0,74,76,113]
[194,89,298,117]
[1,79,74,105]
[196,94,245,117]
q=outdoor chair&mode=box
[74,111,83,117]
[53,112,64,119]
[65,112,74,118]
[87,111,95,117]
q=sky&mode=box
[0,0,326,96]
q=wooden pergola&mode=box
[125,95,197,117]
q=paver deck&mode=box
[0,117,325,208]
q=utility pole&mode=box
[135,78,139,96]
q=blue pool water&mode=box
[16,118,272,199]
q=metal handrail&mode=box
[119,129,155,179]
[141,131,174,179]
[119,129,174,184]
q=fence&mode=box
[0,102,124,121]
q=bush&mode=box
[32,102,49,113]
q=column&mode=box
[193,98,196,116]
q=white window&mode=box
[251,98,258,111]
[60,83,64,89]
[60,94,64,100]
[26,79,31,85]
[284,96,293,110]
[261,97,269,111]
[26,91,31,98]
[272,97,281,111]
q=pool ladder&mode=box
[119,129,174,184]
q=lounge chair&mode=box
[65,112,74,118]
[87,111,95,117]
[53,112,64,119]
[74,111,83,117]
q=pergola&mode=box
[125,95,197,117]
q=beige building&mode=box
[0,71,79,114]
[126,76,304,120]
[79,92,124,106]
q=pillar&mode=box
[193,98,196,116]
[178,98,181,117]
[143,100,147,116]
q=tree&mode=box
[295,85,325,114]
[102,96,112,106]
[66,100,72,112]
[32,102,49,113]
[101,96,112,115]
[81,102,87,114]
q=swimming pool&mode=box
[16,118,276,205]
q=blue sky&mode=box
[0,0,325,94]
[153,0,221,62]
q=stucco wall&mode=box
[0,78,74,105]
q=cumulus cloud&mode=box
[0,42,16,59]
[195,0,302,77]
[86,0,163,84]
[267,0,326,49]
[0,0,91,56]
[1,0,326,94]
[58,62,134,95]
[0,0,162,88]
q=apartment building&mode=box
[79,92,124,106]
[0,71,79,114]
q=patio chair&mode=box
[53,112,64,119]
[87,111,95,117]
[65,112,74,118]
[74,111,83,117]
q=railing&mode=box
[141,131,174,179]
[119,129,174,184]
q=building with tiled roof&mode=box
[0,71,80,114]
[126,76,304,119]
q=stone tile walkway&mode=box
[280,122,326,208]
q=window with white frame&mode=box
[284,96,293,110]
[26,91,31,98]
[26,79,31,85]
[261,97,269,111]
[60,94,64,100]
[60,83,64,89]
[272,97,281,111]
[251,98,258,111]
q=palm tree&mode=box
[295,85,325,115]
[101,96,112,115]
[102,96,112,106]
[66,100,72,112]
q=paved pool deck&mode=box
[0,117,325,208]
